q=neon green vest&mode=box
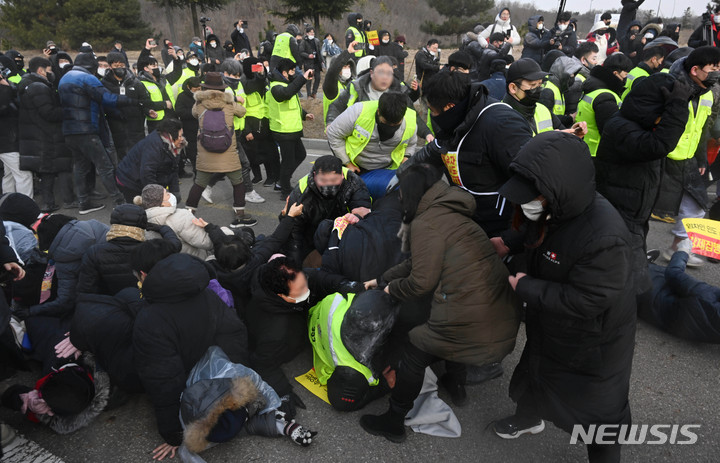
[668,90,714,161]
[267,81,303,133]
[543,80,565,115]
[299,167,350,193]
[577,88,621,157]
[8,74,21,84]
[141,80,164,121]
[323,81,346,125]
[427,108,434,136]
[347,84,360,107]
[226,83,246,131]
[308,293,379,386]
[533,103,553,135]
[272,33,295,63]
[577,74,587,82]
[170,67,197,105]
[660,68,670,74]
[344,100,417,169]
[621,66,649,100]
[347,27,366,58]
[244,89,269,120]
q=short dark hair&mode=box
[130,239,178,274]
[574,41,599,60]
[156,118,183,139]
[371,56,394,70]
[447,51,473,70]
[28,57,52,73]
[604,53,634,73]
[558,11,571,22]
[684,46,720,73]
[97,55,108,63]
[220,59,242,76]
[182,76,202,92]
[313,155,343,174]
[378,92,407,125]
[489,32,506,44]
[106,52,125,65]
[601,12,612,20]
[138,57,157,70]
[215,239,251,271]
[398,163,443,223]
[422,71,471,110]
[642,46,666,62]
[259,257,301,296]
[277,58,296,73]
[427,38,439,47]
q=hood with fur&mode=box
[194,89,235,109]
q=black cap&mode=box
[507,58,546,84]
[499,173,540,204]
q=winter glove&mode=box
[274,410,317,447]
[11,307,30,321]
[661,79,693,104]
[278,391,306,420]
[145,222,162,233]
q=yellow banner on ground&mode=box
[295,368,330,404]
[681,218,720,259]
[367,30,380,46]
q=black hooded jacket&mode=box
[101,70,148,145]
[205,34,225,63]
[231,27,253,57]
[580,65,626,135]
[507,132,636,433]
[133,253,249,446]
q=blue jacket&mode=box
[58,66,128,136]
[115,131,180,196]
[480,72,507,101]
[646,251,720,343]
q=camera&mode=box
[200,16,211,25]
[0,64,11,80]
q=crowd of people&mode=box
[0,3,719,462]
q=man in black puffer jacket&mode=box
[77,204,180,297]
[133,253,249,453]
[17,57,74,212]
[282,155,371,266]
[595,73,692,308]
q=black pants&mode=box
[275,136,306,194]
[39,171,74,207]
[304,65,321,96]
[65,134,123,205]
[389,341,466,415]
[117,183,139,204]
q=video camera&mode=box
[0,63,11,80]
[200,16,211,26]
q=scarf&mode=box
[106,224,145,242]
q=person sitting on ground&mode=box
[281,155,371,266]
[77,204,181,297]
[133,252,250,460]
[115,118,186,203]
[134,184,213,259]
[327,92,418,199]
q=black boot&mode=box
[440,373,467,406]
[360,408,406,443]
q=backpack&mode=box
[199,108,233,153]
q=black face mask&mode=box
[225,76,240,87]
[431,98,468,133]
[518,86,543,107]
[703,71,720,88]
[376,113,400,141]
[112,67,127,79]
[318,184,342,198]
[15,60,24,70]
[45,71,55,84]
[151,68,161,79]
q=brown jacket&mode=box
[383,181,520,366]
[192,90,245,173]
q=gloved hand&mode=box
[278,391,306,420]
[145,222,162,232]
[274,410,318,447]
[661,79,693,104]
[338,280,365,296]
[12,306,31,320]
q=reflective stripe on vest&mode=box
[272,33,295,62]
[533,103,553,135]
[267,81,303,133]
[244,89,269,120]
[344,100,417,169]
[323,81,346,125]
[299,167,350,193]
[621,66,649,100]
[226,83,246,131]
[576,88,621,157]
[308,293,378,386]
[141,80,164,121]
[668,91,714,161]
[543,80,565,115]
[347,27,366,58]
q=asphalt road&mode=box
[1,141,719,463]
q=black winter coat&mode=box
[508,132,636,433]
[115,131,181,196]
[133,253,249,446]
[521,16,551,64]
[299,36,323,70]
[205,34,226,64]
[102,71,148,149]
[174,90,198,143]
[17,73,71,173]
[0,83,19,153]
[231,29,253,57]
[415,48,441,83]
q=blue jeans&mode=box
[359,169,396,199]
[65,134,123,205]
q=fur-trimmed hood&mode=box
[194,89,235,108]
[181,376,259,453]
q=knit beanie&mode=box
[39,366,95,416]
[134,184,165,209]
[0,193,41,228]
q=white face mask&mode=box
[97,67,107,76]
[168,193,177,208]
[341,68,352,79]
[521,199,546,222]
[558,24,567,31]
[238,27,244,33]
[429,49,437,56]
[59,62,69,69]
[210,42,217,48]
[537,23,544,30]
[382,38,390,44]
[178,54,185,60]
[291,288,310,303]
[327,39,333,44]
[714,16,720,24]
[188,58,199,67]
[308,35,315,40]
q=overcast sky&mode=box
[531,0,707,19]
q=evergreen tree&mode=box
[270,0,354,31]
[151,0,231,37]
[420,0,494,42]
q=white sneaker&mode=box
[245,190,266,203]
[201,186,213,203]
[686,253,706,267]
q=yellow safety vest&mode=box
[577,74,587,82]
[267,81,303,133]
[668,90,714,161]
[244,89,269,120]
[299,167,350,193]
[308,293,378,386]
[272,32,296,63]
[226,83,246,131]
[170,67,197,105]
[141,80,164,121]
[347,27,366,58]
[347,83,360,107]
[533,103,553,135]
[543,80,565,116]
[621,66,649,100]
[8,74,21,84]
[577,88,621,157]
[323,81,346,125]
[344,100,417,170]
